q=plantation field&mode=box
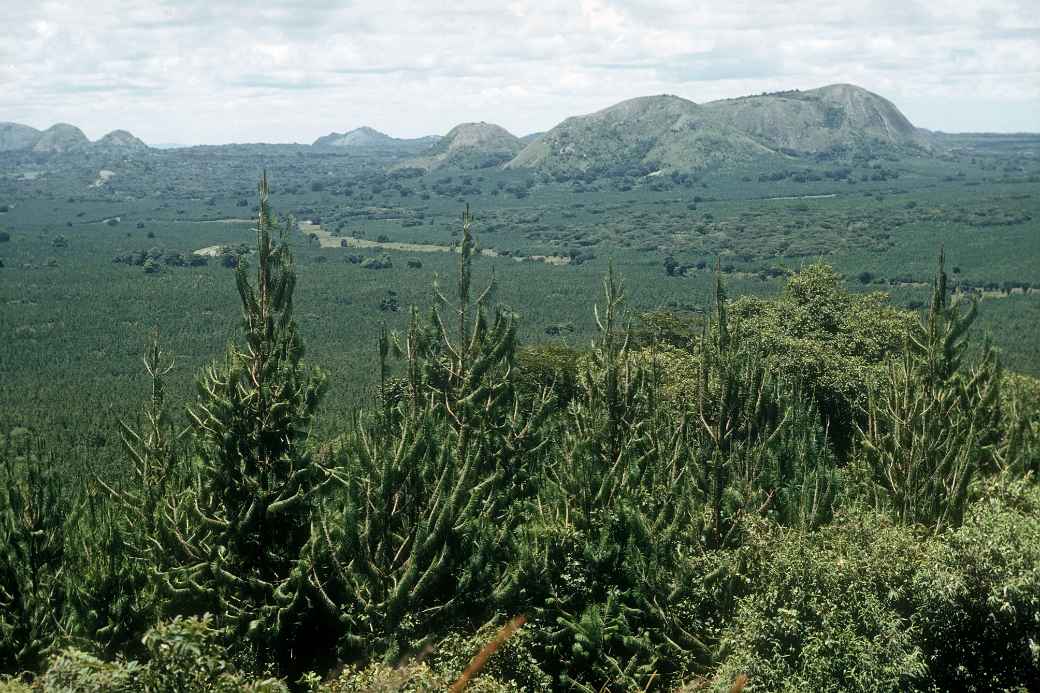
[0,141,1038,481]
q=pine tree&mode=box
[319,206,548,662]
[0,437,68,675]
[67,332,179,658]
[153,173,333,676]
[520,265,717,690]
[858,250,999,530]
[692,266,841,540]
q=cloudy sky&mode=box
[3,0,1038,144]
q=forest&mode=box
[1,166,1039,691]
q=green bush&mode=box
[912,483,1040,690]
[0,440,67,676]
[428,622,553,691]
[312,660,512,692]
[731,263,914,450]
[24,616,286,692]
[713,514,928,691]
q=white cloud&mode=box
[0,0,1036,143]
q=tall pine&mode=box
[858,250,1001,530]
[155,173,332,676]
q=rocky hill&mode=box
[507,95,770,176]
[32,124,91,153]
[96,129,149,150]
[0,122,149,153]
[311,126,441,152]
[0,123,42,152]
[508,84,928,175]
[313,126,396,147]
[698,84,926,154]
[402,122,523,171]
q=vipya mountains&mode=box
[0,84,1016,172]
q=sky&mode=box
[2,0,1038,145]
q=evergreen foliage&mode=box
[857,251,1006,530]
[67,333,179,658]
[0,439,67,677]
[151,173,333,676]
[320,207,549,662]
[514,265,718,689]
[2,175,1039,691]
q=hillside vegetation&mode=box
[1,176,1038,691]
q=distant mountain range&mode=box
[313,84,934,174]
[2,85,994,173]
[0,122,148,153]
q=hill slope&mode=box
[402,122,523,171]
[507,95,771,175]
[313,126,397,148]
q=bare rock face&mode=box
[508,94,769,175]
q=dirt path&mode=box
[764,193,839,201]
[174,218,254,224]
[298,221,570,266]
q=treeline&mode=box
[1,177,1039,691]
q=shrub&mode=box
[713,513,927,691]
[313,661,511,692]
[428,620,552,691]
[515,343,582,407]
[857,253,1005,531]
[152,175,334,679]
[912,484,1040,689]
[37,616,287,692]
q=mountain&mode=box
[402,122,523,171]
[96,129,149,150]
[312,127,444,158]
[32,123,91,153]
[0,123,42,151]
[313,126,397,148]
[0,121,149,153]
[508,84,927,175]
[698,84,926,154]
[507,95,770,175]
